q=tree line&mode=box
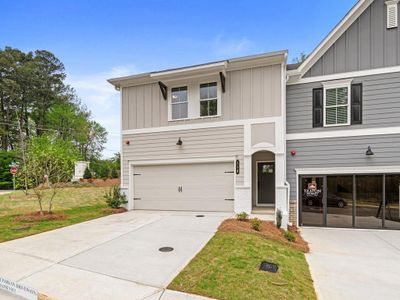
[0,46,106,160]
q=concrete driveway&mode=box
[0,210,230,300]
[302,227,400,300]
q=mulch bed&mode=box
[219,219,309,253]
[14,211,66,222]
[102,207,127,214]
[80,178,120,187]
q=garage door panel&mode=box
[133,162,234,212]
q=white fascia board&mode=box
[287,65,400,85]
[286,126,400,141]
[150,62,227,80]
[290,0,373,78]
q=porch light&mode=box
[176,137,183,146]
[366,146,374,156]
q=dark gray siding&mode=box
[287,71,400,133]
[305,0,400,77]
[286,134,400,199]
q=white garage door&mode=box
[133,162,234,212]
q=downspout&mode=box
[284,180,291,226]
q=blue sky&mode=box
[1,0,357,157]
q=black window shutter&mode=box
[312,88,323,127]
[351,83,362,125]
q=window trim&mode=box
[322,79,352,127]
[199,82,218,118]
[170,86,189,121]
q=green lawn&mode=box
[169,231,317,300]
[0,186,114,243]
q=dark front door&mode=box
[257,162,275,205]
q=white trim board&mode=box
[287,65,400,85]
[122,116,282,135]
[296,166,400,175]
[128,157,235,166]
[286,126,400,141]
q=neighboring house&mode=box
[109,0,400,230]
[108,52,290,227]
[287,0,400,230]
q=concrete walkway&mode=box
[302,227,400,300]
[0,210,228,300]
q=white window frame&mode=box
[199,82,219,118]
[322,79,352,127]
[170,86,189,121]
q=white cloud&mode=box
[213,35,252,56]
[66,65,137,158]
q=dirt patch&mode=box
[103,207,127,214]
[14,211,66,222]
[219,219,309,253]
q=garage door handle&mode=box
[224,198,234,201]
[134,198,141,200]
[224,171,234,174]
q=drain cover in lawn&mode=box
[259,261,279,273]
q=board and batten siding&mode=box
[121,64,282,130]
[122,125,244,187]
[305,0,400,77]
[286,134,400,199]
[287,71,400,133]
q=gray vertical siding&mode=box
[121,64,282,130]
[286,134,400,199]
[287,71,400,133]
[305,0,400,77]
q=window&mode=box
[324,86,350,126]
[200,82,218,117]
[313,81,362,128]
[171,86,188,120]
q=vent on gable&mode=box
[386,0,399,29]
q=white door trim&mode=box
[256,160,276,207]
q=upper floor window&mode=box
[324,86,350,126]
[200,82,218,117]
[171,86,188,120]
[313,80,362,128]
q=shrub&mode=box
[250,218,262,231]
[104,185,128,208]
[83,167,92,179]
[236,212,249,222]
[284,230,296,242]
[276,209,282,229]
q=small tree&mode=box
[104,185,127,208]
[25,136,80,215]
[83,167,92,179]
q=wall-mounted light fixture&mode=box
[176,137,183,146]
[366,146,374,156]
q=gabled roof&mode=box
[288,0,374,78]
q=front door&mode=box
[257,162,275,206]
